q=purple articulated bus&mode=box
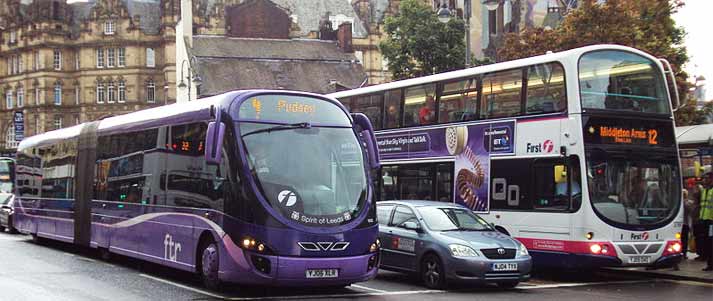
[12,90,382,289]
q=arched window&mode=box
[96,82,105,103]
[108,81,116,103]
[118,81,126,103]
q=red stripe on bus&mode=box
[515,237,618,257]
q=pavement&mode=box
[605,252,713,284]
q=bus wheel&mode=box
[31,233,42,244]
[200,242,222,291]
[7,216,18,234]
[99,248,112,261]
[0,225,5,232]
[421,254,446,289]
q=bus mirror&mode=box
[205,121,225,165]
[554,165,567,184]
[351,113,380,170]
[659,58,681,111]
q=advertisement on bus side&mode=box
[375,121,515,212]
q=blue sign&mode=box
[13,111,24,142]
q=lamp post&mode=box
[436,0,472,68]
[178,57,202,102]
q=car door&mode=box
[376,204,397,268]
[386,205,422,272]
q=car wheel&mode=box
[421,254,446,289]
[200,241,222,291]
[496,281,519,289]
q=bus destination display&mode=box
[583,117,673,147]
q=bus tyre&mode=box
[496,281,519,289]
[201,242,221,291]
[0,225,5,232]
[421,254,446,289]
[31,233,42,244]
[99,248,112,261]
[7,216,18,234]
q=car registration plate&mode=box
[305,269,339,279]
[492,263,518,271]
[628,256,651,264]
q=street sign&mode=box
[13,111,24,142]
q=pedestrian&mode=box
[692,180,705,260]
[682,189,692,258]
[698,172,713,271]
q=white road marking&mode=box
[350,284,388,293]
[139,273,227,299]
[517,280,650,290]
[226,289,445,301]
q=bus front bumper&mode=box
[219,249,380,287]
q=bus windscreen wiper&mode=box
[241,122,311,138]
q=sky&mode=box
[673,0,712,100]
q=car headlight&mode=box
[516,240,529,256]
[449,244,479,257]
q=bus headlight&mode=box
[241,236,272,254]
[449,244,479,257]
[369,239,381,253]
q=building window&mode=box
[9,31,16,44]
[107,48,115,68]
[74,115,80,125]
[75,87,80,105]
[17,87,24,107]
[104,21,115,35]
[54,83,62,105]
[75,52,80,70]
[34,87,40,105]
[146,81,156,103]
[488,10,497,35]
[33,51,39,70]
[53,49,61,70]
[118,81,126,103]
[18,54,23,73]
[5,90,13,109]
[6,57,10,75]
[96,84,105,103]
[34,117,40,135]
[146,48,155,67]
[5,127,18,149]
[53,115,62,130]
[118,48,126,67]
[11,55,18,74]
[108,82,116,103]
[96,48,104,68]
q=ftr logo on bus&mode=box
[526,140,554,153]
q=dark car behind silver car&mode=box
[377,200,531,289]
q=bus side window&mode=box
[384,89,403,129]
[481,69,523,119]
[526,63,566,114]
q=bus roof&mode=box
[18,91,240,150]
[677,124,713,147]
[328,44,660,99]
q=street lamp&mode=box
[178,56,202,102]
[436,1,472,67]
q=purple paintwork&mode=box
[12,89,379,287]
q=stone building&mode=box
[0,0,178,152]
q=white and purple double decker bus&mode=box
[12,90,381,289]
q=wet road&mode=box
[0,231,710,300]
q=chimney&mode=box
[337,22,353,53]
[181,0,193,47]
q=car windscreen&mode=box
[418,207,493,231]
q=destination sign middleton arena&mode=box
[582,116,674,147]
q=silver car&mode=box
[377,200,531,289]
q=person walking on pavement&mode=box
[699,172,713,271]
[682,189,694,258]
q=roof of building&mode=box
[271,0,368,38]
[191,36,367,96]
[63,0,162,36]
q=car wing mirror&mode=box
[402,221,421,231]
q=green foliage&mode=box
[379,0,467,80]
[497,0,701,125]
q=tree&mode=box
[497,0,698,124]
[379,0,466,80]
